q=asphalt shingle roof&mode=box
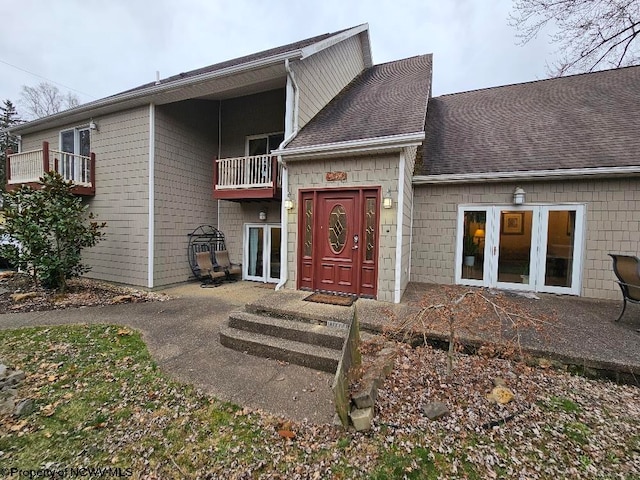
[286,54,432,149]
[416,65,640,176]
[118,27,353,96]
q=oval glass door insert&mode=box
[328,204,347,253]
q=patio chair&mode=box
[195,251,226,287]
[214,250,241,281]
[608,254,640,321]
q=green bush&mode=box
[1,172,106,292]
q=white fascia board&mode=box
[10,51,302,135]
[277,132,425,160]
[300,24,370,60]
[413,166,640,184]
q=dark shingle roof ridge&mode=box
[372,53,433,69]
[117,25,360,96]
[436,63,640,99]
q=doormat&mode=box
[304,292,356,307]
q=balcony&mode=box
[6,141,95,196]
[213,154,282,200]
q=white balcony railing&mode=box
[6,141,95,193]
[215,155,282,190]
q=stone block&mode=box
[14,398,35,417]
[350,407,374,431]
[352,380,377,409]
[423,401,449,420]
[0,370,25,389]
[0,364,7,378]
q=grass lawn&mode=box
[1,324,638,479]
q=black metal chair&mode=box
[608,254,640,321]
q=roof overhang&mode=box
[276,132,425,161]
[413,165,640,185]
[9,25,372,136]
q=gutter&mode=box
[277,132,425,160]
[413,166,640,185]
[275,59,300,291]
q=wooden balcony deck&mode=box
[6,141,95,196]
[213,154,282,200]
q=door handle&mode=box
[352,245,359,250]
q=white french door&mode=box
[456,205,585,295]
[243,224,281,283]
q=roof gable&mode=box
[284,54,432,150]
[417,65,640,177]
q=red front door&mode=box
[298,188,379,298]
[317,191,358,294]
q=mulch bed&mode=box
[0,272,168,314]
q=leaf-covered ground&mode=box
[0,273,167,314]
[1,324,639,479]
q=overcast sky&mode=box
[0,0,557,116]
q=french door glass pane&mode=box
[61,130,74,153]
[461,210,486,280]
[545,210,575,287]
[268,133,284,151]
[498,210,533,284]
[79,129,90,157]
[248,227,264,277]
[270,227,281,279]
[249,138,268,156]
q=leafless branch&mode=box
[510,0,640,75]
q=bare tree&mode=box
[387,286,555,376]
[510,0,640,76]
[20,82,80,119]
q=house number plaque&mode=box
[326,171,347,181]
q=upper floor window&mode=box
[60,127,90,157]
[246,132,284,157]
[59,127,91,182]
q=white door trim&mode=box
[243,223,281,283]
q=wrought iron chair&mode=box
[608,254,640,321]
[195,251,226,287]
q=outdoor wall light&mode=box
[513,186,526,205]
[382,188,393,209]
[89,120,98,131]
[259,209,267,221]
[284,192,294,211]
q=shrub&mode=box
[1,172,106,292]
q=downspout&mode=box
[276,58,299,291]
[148,103,156,288]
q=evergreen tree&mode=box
[0,100,22,190]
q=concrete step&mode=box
[228,310,347,350]
[219,326,341,373]
[245,291,354,327]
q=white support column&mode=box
[147,103,155,288]
[394,151,406,303]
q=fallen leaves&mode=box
[0,274,168,314]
